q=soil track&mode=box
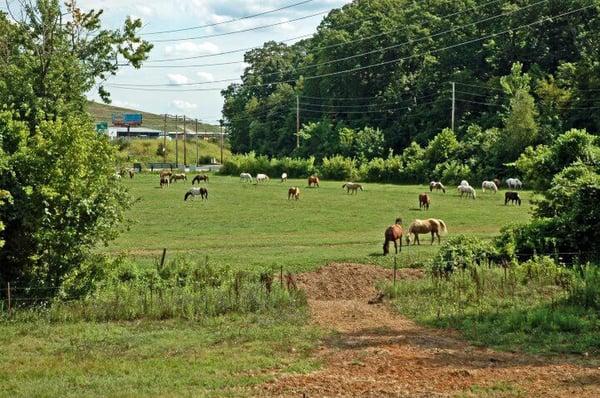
[260,263,600,397]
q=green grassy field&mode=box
[106,174,533,271]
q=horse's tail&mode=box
[438,219,448,234]
[184,191,192,201]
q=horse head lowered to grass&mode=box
[383,218,403,255]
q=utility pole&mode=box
[183,115,187,166]
[163,114,167,163]
[451,81,456,132]
[174,116,179,167]
[296,95,300,149]
[195,118,199,166]
[219,119,224,165]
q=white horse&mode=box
[429,181,446,193]
[481,181,498,193]
[506,178,523,190]
[256,173,270,183]
[281,173,288,183]
[458,185,476,199]
[342,182,363,194]
[184,187,208,201]
[240,173,253,183]
[459,180,470,187]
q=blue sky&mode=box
[77,0,352,125]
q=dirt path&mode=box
[260,263,600,397]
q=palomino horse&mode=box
[184,187,208,201]
[170,173,187,183]
[342,182,363,194]
[506,178,523,190]
[160,176,170,188]
[256,173,270,183]
[192,174,209,184]
[308,176,320,187]
[429,181,446,193]
[458,185,476,199]
[419,193,431,210]
[240,173,253,183]
[288,187,300,200]
[406,218,447,245]
[281,173,288,183]
[481,181,498,193]
[383,218,403,255]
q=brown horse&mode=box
[160,170,172,179]
[383,218,403,255]
[288,187,300,200]
[170,173,187,183]
[192,174,209,184]
[419,193,431,210]
[160,176,170,188]
[308,175,320,188]
[406,218,447,245]
[494,178,501,189]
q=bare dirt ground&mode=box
[259,263,600,397]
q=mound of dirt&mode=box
[294,263,423,301]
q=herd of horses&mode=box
[145,169,525,255]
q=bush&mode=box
[430,235,496,276]
[570,265,600,310]
[320,155,357,180]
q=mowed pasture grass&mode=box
[105,174,533,271]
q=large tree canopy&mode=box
[222,0,600,158]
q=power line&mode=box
[108,4,595,93]
[114,0,547,88]
[151,9,331,43]
[142,0,316,36]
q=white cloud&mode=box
[135,4,154,17]
[171,100,198,111]
[112,99,142,109]
[164,41,219,57]
[167,73,190,85]
[196,71,215,83]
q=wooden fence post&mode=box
[280,266,284,288]
[159,248,167,269]
[393,256,397,288]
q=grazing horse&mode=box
[419,193,431,210]
[184,187,208,201]
[493,178,501,189]
[481,181,498,193]
[505,191,522,206]
[506,178,523,190]
[192,174,209,184]
[342,182,363,194]
[406,218,447,245]
[458,185,476,199]
[288,187,300,200]
[240,173,253,183]
[160,176,170,188]
[170,173,187,183]
[308,175,320,188]
[383,218,403,255]
[459,180,470,187]
[429,181,446,193]
[256,173,270,183]
[160,170,172,179]
[281,173,288,183]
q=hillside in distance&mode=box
[88,101,220,133]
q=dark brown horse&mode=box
[419,193,431,210]
[308,175,320,188]
[494,178,501,189]
[383,218,403,255]
[505,191,522,206]
[192,174,209,184]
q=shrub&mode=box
[320,155,357,180]
[430,235,496,276]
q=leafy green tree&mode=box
[0,1,151,295]
[354,127,385,161]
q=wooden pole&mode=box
[183,116,187,167]
[296,95,300,149]
[451,81,456,132]
[163,114,167,163]
[175,115,179,167]
[280,266,283,288]
[159,248,167,269]
[393,256,397,287]
[195,118,199,166]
